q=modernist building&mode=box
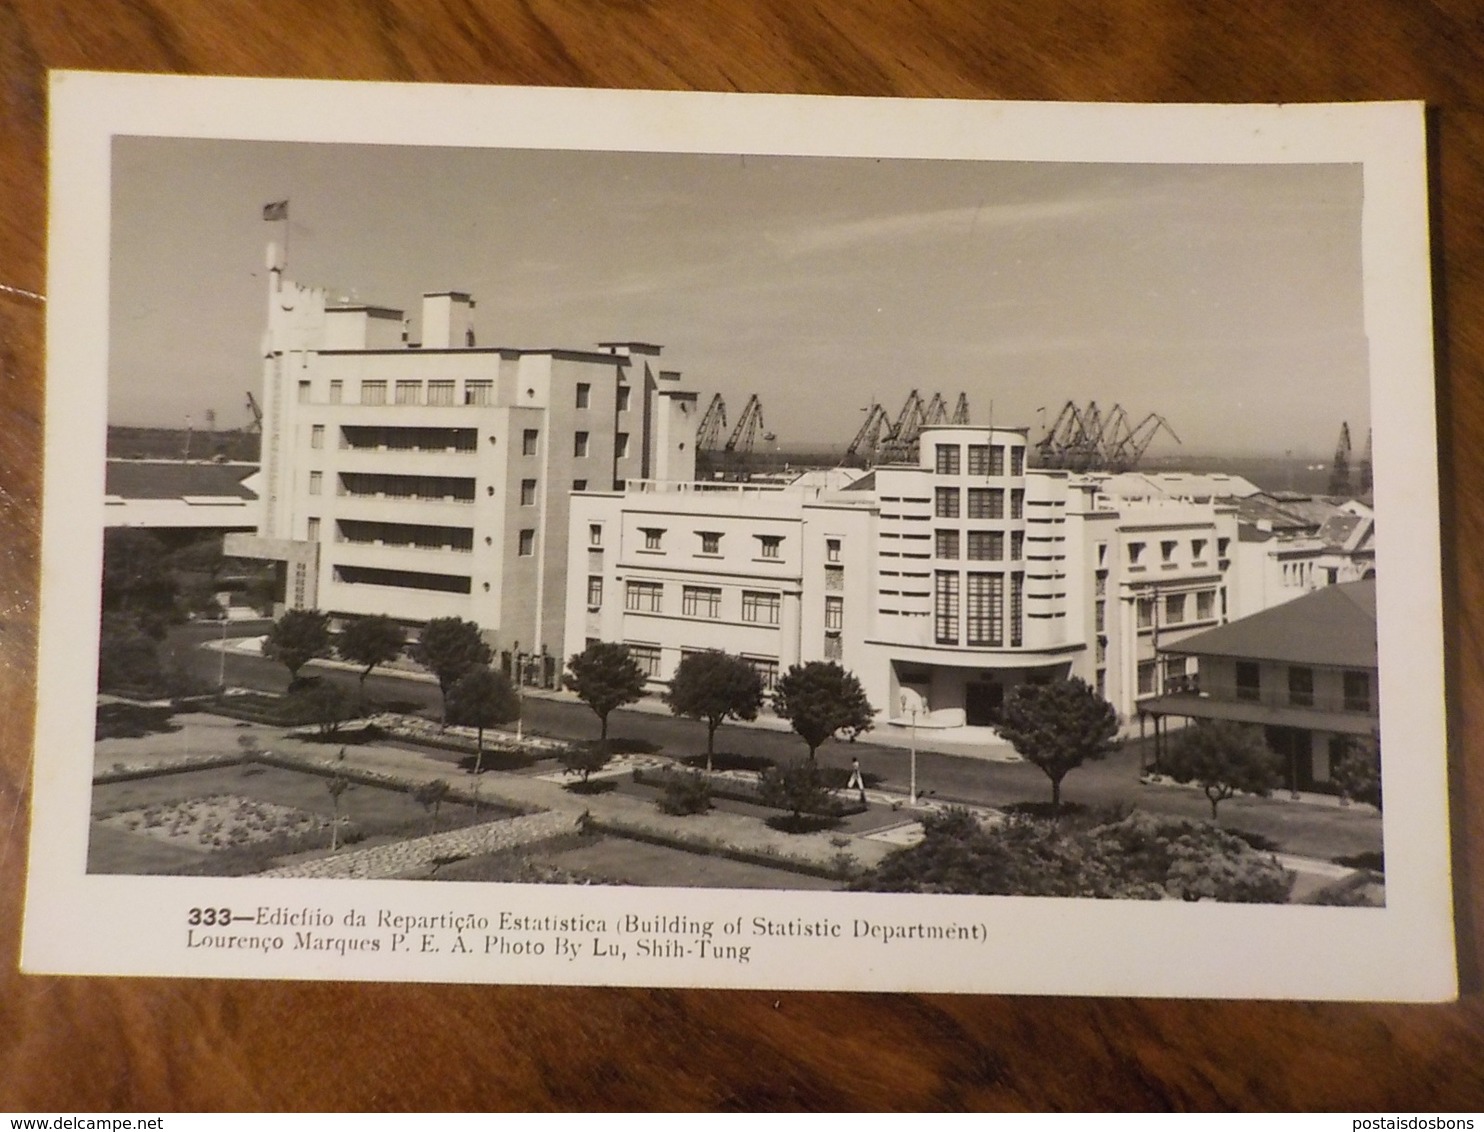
[566,425,1241,725]
[1139,579,1379,793]
[228,246,698,670]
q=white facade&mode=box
[230,247,698,667]
[567,426,1242,725]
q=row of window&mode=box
[333,425,478,453]
[308,379,635,412]
[1126,536,1230,568]
[617,579,784,625]
[934,443,1026,477]
[1234,663,1372,711]
[934,571,1025,647]
[934,487,1024,519]
[620,644,779,689]
[1135,589,1220,628]
[632,528,786,558]
[934,529,1026,562]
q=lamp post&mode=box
[217,607,228,691]
[901,692,919,806]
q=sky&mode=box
[108,137,1368,457]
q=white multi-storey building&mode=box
[229,246,698,673]
[566,425,1241,725]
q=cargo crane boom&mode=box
[696,393,728,452]
[725,394,767,455]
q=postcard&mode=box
[23,73,1454,998]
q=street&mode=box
[164,621,1383,861]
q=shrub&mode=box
[657,771,713,816]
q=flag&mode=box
[262,200,289,222]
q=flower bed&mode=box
[633,765,867,818]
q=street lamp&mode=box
[217,605,229,691]
[900,692,919,806]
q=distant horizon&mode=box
[110,141,1369,458]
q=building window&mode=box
[427,380,454,406]
[310,424,324,449]
[934,571,960,645]
[826,538,841,562]
[1288,666,1314,707]
[965,572,1003,647]
[991,445,1007,476]
[682,586,722,618]
[1010,447,1024,475]
[297,380,311,404]
[742,590,781,625]
[395,381,421,405]
[1192,538,1208,562]
[308,470,323,496]
[626,580,662,612]
[1197,589,1215,620]
[935,530,960,559]
[1128,542,1145,566]
[520,479,537,506]
[967,488,1004,519]
[699,531,721,555]
[1010,489,1024,519]
[518,529,535,556]
[464,380,492,406]
[1236,661,1260,702]
[328,380,343,405]
[1095,599,1105,632]
[574,431,590,458]
[616,432,630,459]
[935,444,961,475]
[1164,593,1186,624]
[1010,572,1023,646]
[824,595,843,631]
[1161,540,1177,565]
[967,445,990,477]
[1138,660,1158,697]
[589,523,602,546]
[1344,670,1371,712]
[587,575,603,609]
[934,487,960,518]
[967,530,1003,561]
[576,382,591,409]
[1137,596,1154,628]
[1218,537,1231,559]
[361,380,387,406]
[1011,531,1024,560]
[627,643,661,678]
[306,517,320,541]
[522,429,539,456]
[758,535,783,559]
[616,385,631,412]
[743,655,779,691]
[1095,569,1108,596]
[642,528,664,551]
[573,479,587,492]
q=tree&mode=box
[101,528,178,632]
[758,759,835,826]
[97,612,163,693]
[563,641,646,745]
[263,608,332,685]
[995,677,1119,812]
[337,614,406,696]
[414,778,450,836]
[664,650,764,771]
[286,679,358,737]
[558,742,612,786]
[446,666,521,774]
[771,661,875,760]
[326,755,350,852]
[1162,719,1282,821]
[410,617,492,724]
[1333,731,1382,811]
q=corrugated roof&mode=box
[1161,579,1377,669]
[105,461,258,501]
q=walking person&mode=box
[846,756,867,804]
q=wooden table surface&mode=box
[2,1,1482,1112]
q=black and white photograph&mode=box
[24,75,1453,998]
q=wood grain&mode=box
[2,0,1482,1111]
